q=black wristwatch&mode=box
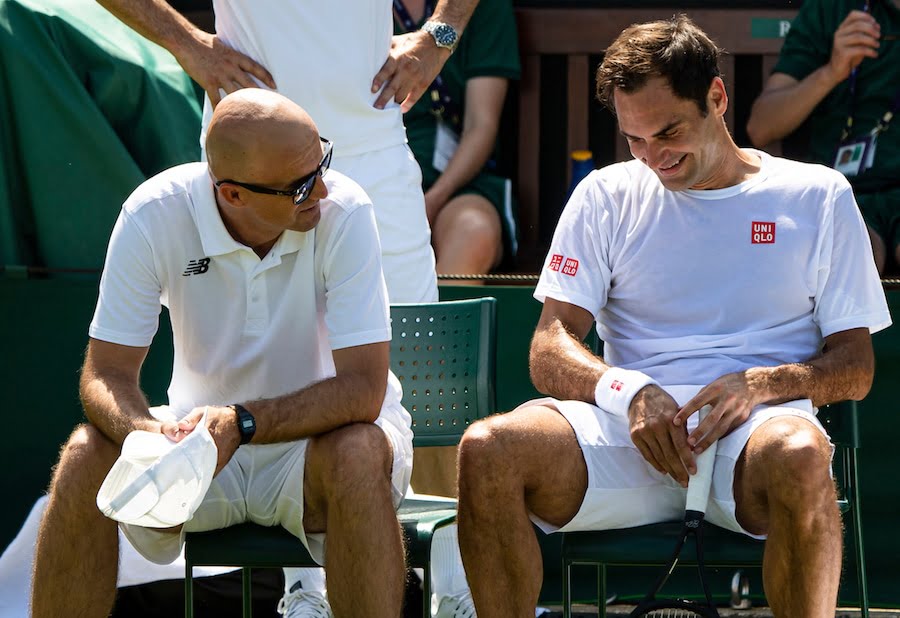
[231,404,257,445]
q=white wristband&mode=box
[594,367,658,418]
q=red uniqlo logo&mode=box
[751,221,775,244]
[548,254,564,271]
[610,380,624,391]
[562,258,579,276]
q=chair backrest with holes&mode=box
[389,298,497,447]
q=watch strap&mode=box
[231,404,257,445]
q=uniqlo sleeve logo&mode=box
[548,254,564,271]
[610,380,623,391]
[562,258,579,276]
[751,221,776,244]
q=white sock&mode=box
[283,567,326,595]
[430,524,469,606]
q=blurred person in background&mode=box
[747,0,900,274]
[394,0,520,282]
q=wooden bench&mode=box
[512,7,798,268]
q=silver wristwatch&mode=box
[421,20,459,54]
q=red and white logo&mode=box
[562,258,579,276]
[548,254,564,272]
[610,380,624,391]
[751,221,775,244]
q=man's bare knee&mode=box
[316,423,392,492]
[759,421,834,509]
[458,415,515,483]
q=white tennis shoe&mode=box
[276,581,333,618]
[434,590,476,618]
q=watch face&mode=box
[425,21,458,50]
[433,24,456,47]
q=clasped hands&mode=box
[627,372,758,487]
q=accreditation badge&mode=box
[833,134,875,177]
[432,120,460,173]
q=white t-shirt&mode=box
[535,150,891,388]
[90,162,406,424]
[204,0,405,157]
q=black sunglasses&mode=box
[215,137,333,205]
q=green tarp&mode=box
[0,0,201,270]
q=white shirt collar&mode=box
[190,170,309,259]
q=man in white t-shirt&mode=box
[455,16,892,618]
[30,90,414,618]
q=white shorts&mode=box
[122,401,414,565]
[527,387,832,540]
[332,144,438,304]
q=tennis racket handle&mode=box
[685,404,718,514]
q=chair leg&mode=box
[561,559,572,618]
[423,563,432,618]
[598,565,607,618]
[242,567,253,618]
[185,563,194,618]
[849,453,869,618]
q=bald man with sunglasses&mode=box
[30,89,415,618]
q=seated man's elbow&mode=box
[356,396,382,424]
[850,363,876,401]
[529,366,543,394]
[528,347,551,395]
[840,351,876,401]
[359,382,386,424]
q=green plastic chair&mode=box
[560,400,868,617]
[184,297,497,617]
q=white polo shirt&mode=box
[204,0,405,157]
[536,150,891,388]
[90,163,405,424]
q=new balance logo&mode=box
[182,257,211,276]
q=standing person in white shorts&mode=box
[455,16,892,618]
[30,90,414,618]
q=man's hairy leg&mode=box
[303,423,405,618]
[32,424,121,618]
[457,405,588,618]
[734,416,841,618]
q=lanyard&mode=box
[840,0,900,141]
[392,0,432,29]
[392,0,461,131]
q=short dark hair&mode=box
[596,15,722,116]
